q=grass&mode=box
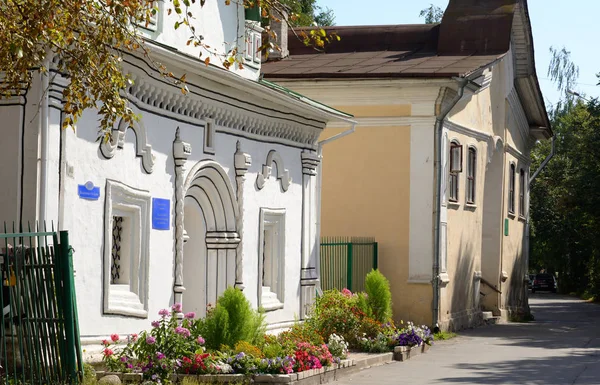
[433,331,457,341]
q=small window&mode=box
[466,147,476,204]
[449,141,462,202]
[519,168,526,217]
[508,164,516,214]
[204,121,215,154]
[258,208,285,311]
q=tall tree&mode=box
[530,45,600,298]
[419,4,444,24]
[282,0,335,26]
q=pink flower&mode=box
[171,303,183,312]
[174,326,191,338]
[128,334,138,342]
[146,336,156,345]
[111,334,120,342]
[156,352,165,360]
[184,312,196,319]
[197,336,205,345]
[103,348,114,357]
[151,320,160,328]
[158,309,170,317]
[341,288,352,297]
[101,339,110,347]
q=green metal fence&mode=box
[320,237,378,292]
[0,224,82,384]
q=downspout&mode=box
[432,78,469,329]
[315,121,358,295]
[38,59,50,227]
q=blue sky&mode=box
[317,0,599,108]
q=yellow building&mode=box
[263,0,552,330]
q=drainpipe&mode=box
[38,59,50,227]
[315,121,358,294]
[432,78,469,330]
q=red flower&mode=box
[102,339,110,347]
[111,334,120,342]
[103,348,114,357]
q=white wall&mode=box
[52,84,315,363]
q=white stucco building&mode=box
[0,4,352,360]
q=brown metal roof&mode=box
[263,23,506,79]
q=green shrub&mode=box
[356,292,373,318]
[364,269,392,322]
[305,290,362,345]
[201,287,266,350]
[82,363,97,385]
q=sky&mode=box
[317,0,600,108]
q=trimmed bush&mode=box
[200,287,266,350]
[365,269,392,322]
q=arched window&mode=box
[508,163,516,214]
[449,141,462,202]
[466,147,476,204]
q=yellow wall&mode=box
[319,123,432,325]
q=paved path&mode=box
[337,294,600,384]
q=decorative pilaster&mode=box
[300,150,321,319]
[234,141,251,290]
[173,128,192,314]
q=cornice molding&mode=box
[444,120,492,142]
[326,116,436,128]
[505,143,531,166]
[125,72,323,149]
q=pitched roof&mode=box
[262,0,551,138]
[262,24,505,79]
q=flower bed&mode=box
[98,271,434,384]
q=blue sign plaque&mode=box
[152,198,171,230]
[78,181,100,200]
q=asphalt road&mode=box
[336,294,600,384]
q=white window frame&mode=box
[448,141,462,202]
[466,146,476,204]
[508,163,516,215]
[104,180,151,318]
[258,208,285,312]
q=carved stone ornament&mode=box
[256,150,291,192]
[100,118,156,173]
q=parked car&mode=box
[528,274,534,290]
[531,273,557,293]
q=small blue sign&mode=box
[152,198,171,230]
[78,181,100,200]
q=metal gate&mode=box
[0,225,82,384]
[320,236,378,292]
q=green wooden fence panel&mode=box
[0,223,81,384]
[320,237,378,292]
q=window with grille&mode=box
[519,168,526,217]
[466,147,476,204]
[104,180,151,318]
[508,163,516,214]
